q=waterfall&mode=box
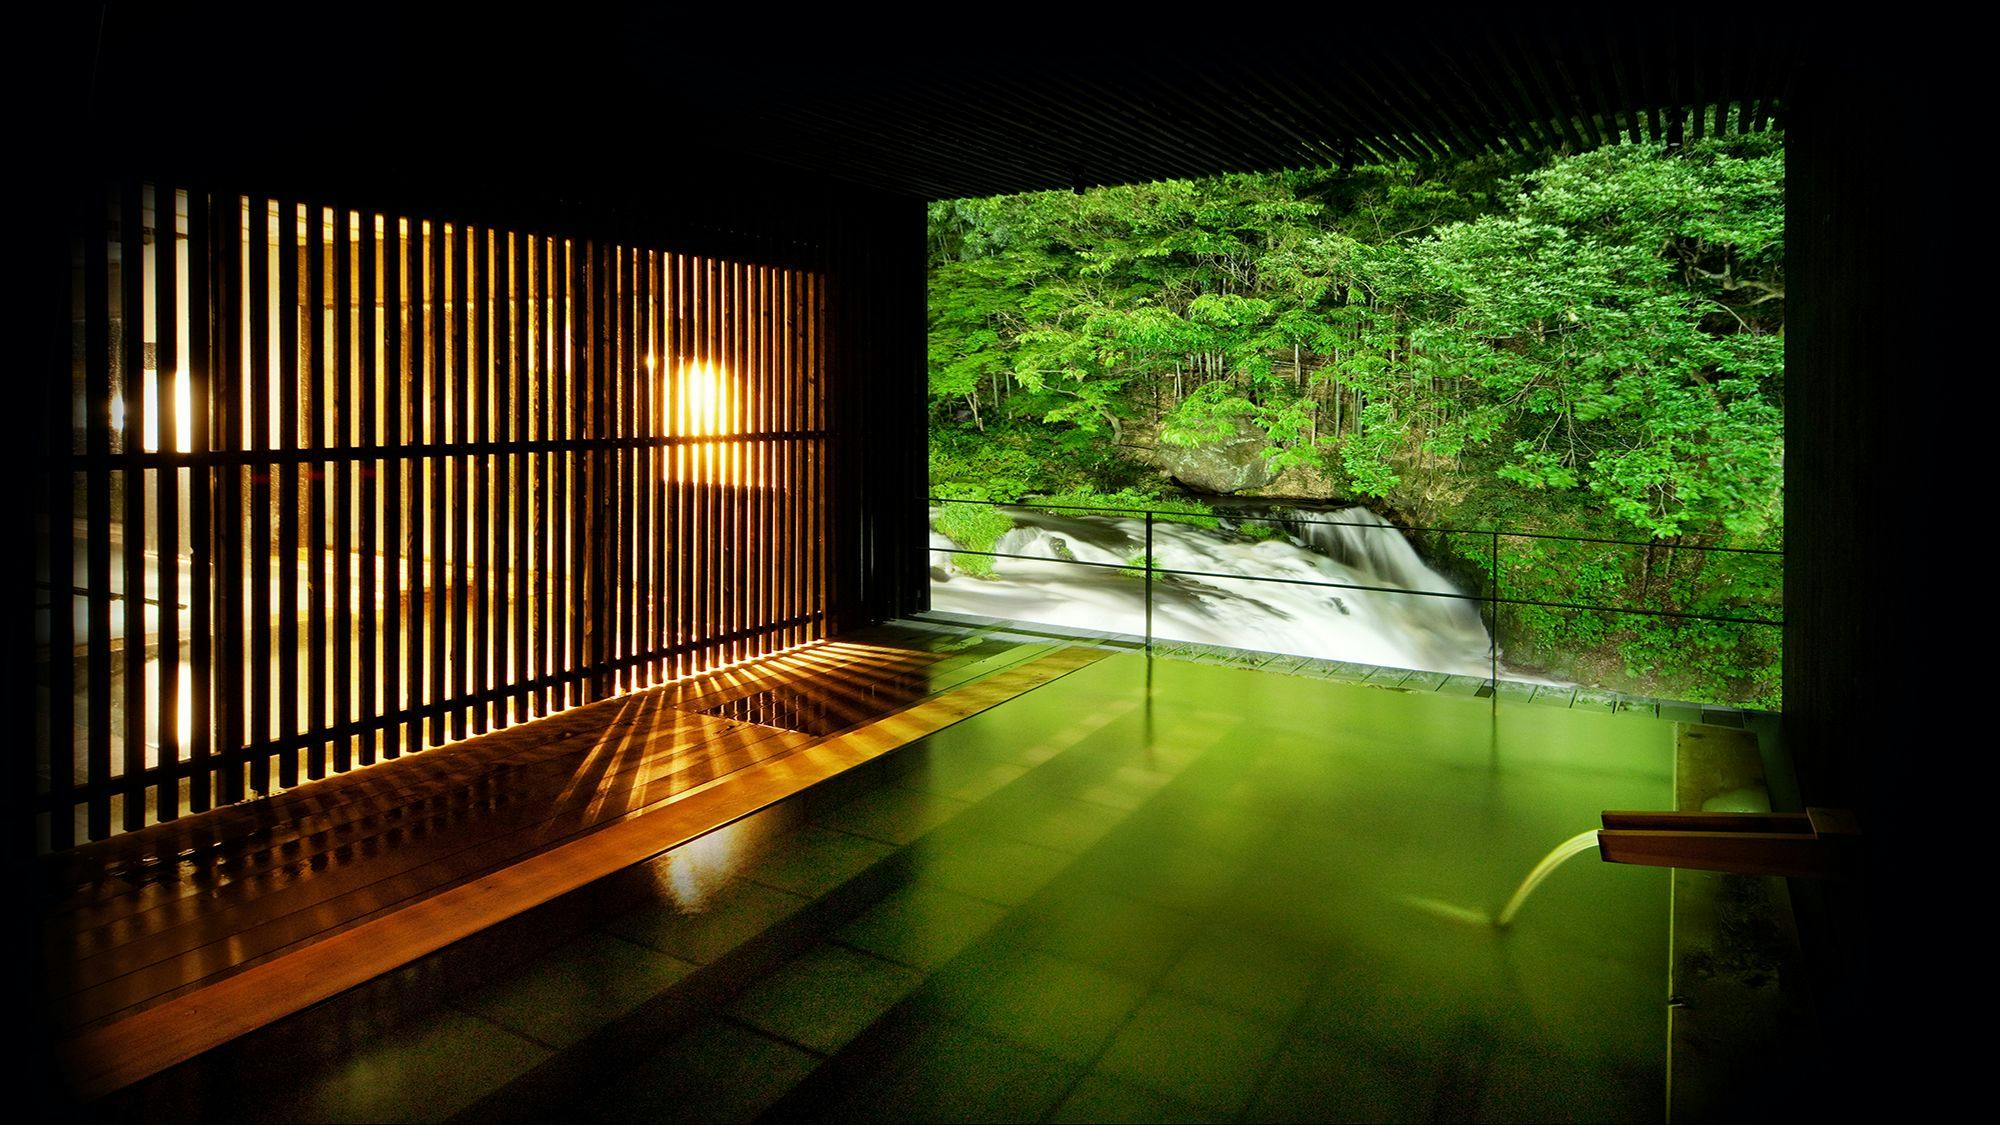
[929,504,1502,679]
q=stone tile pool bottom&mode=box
[261,653,1674,1123]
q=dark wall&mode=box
[1783,66,1890,831]
[827,194,931,631]
[1783,43,1902,1093]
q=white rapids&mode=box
[928,505,1500,678]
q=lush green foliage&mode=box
[931,499,1016,578]
[929,137,1785,707]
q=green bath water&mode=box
[249,652,1675,1123]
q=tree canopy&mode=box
[928,134,1785,707]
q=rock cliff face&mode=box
[1147,419,1274,494]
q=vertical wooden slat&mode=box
[600,238,615,693]
[783,266,797,652]
[615,245,630,687]
[383,213,403,759]
[747,261,761,657]
[678,251,692,675]
[406,219,427,758]
[705,254,719,671]
[452,222,471,738]
[330,206,352,775]
[803,262,813,642]
[356,210,377,767]
[511,230,530,720]
[548,232,563,709]
[186,189,213,814]
[473,227,492,733]
[756,261,769,656]
[428,222,447,747]
[632,249,647,683]
[667,252,683,682]
[572,238,589,698]
[605,243,620,693]
[83,188,112,840]
[791,265,804,652]
[605,244,621,692]
[591,236,603,692]
[771,264,785,653]
[752,261,765,657]
[216,192,245,806]
[734,258,748,661]
[682,253,696,674]
[591,239,610,697]
[47,201,81,849]
[759,262,773,656]
[666,251,680,681]
[775,263,788,648]
[306,205,328,781]
[578,237,590,696]
[787,261,800,650]
[648,249,664,680]
[656,249,672,680]
[634,248,647,680]
[248,194,272,797]
[278,198,300,789]
[558,236,576,710]
[728,258,744,660]
[626,246,639,684]
[536,234,553,716]
[118,182,147,831]
[154,186,182,824]
[814,266,826,642]
[697,250,707,669]
[764,261,775,653]
[630,248,645,688]
[803,263,815,645]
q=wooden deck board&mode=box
[44,636,1076,1050]
[45,640,1020,938]
[59,640,1103,1101]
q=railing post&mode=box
[1490,529,1500,717]
[1144,511,1155,653]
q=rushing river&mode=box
[928,505,1501,678]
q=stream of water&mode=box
[929,504,1502,678]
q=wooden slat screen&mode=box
[34,182,828,848]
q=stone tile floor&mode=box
[236,650,1676,1123]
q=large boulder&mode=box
[1150,419,1275,494]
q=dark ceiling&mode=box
[64,7,1803,202]
[670,36,1802,200]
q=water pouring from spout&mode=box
[1493,829,1601,928]
[1402,828,1602,929]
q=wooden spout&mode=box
[1596,808,1859,879]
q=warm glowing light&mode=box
[664,828,739,909]
[647,816,784,910]
[140,370,193,453]
[676,359,738,484]
[679,359,728,437]
[176,660,193,747]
